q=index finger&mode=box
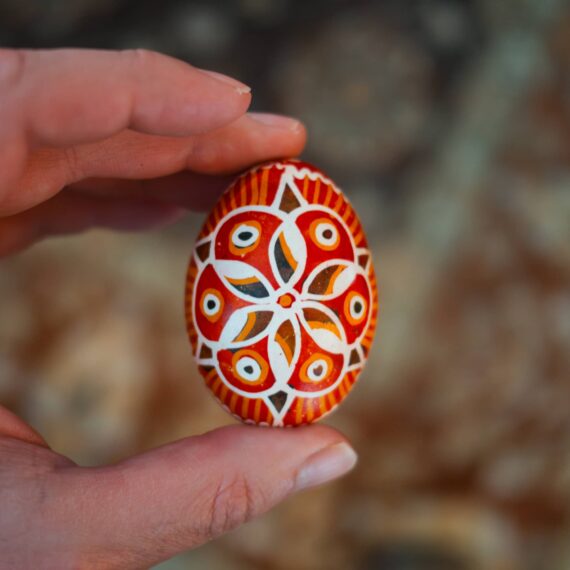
[0,48,251,148]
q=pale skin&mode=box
[0,49,358,569]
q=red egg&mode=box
[185,160,378,426]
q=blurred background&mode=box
[1,0,570,568]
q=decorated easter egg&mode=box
[185,159,378,426]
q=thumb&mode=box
[55,425,357,568]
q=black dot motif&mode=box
[238,231,253,241]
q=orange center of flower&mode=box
[278,293,294,308]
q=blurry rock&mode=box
[0,0,119,40]
[417,0,475,51]
[343,499,521,570]
[170,4,237,57]
[273,7,435,177]
[222,485,351,570]
[360,541,469,570]
[24,299,154,465]
[479,0,561,34]
[238,0,289,27]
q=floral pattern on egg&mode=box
[185,159,378,426]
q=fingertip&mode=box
[185,112,307,174]
[248,112,303,132]
[295,441,358,491]
[177,66,253,136]
[198,69,251,94]
[130,56,253,137]
[244,112,307,156]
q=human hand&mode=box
[0,47,306,255]
[0,48,357,569]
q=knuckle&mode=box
[206,474,256,539]
[0,49,27,92]
[121,48,161,70]
[188,139,220,172]
[62,146,83,183]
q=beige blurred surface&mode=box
[1,1,570,568]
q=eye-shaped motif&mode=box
[309,218,340,251]
[345,291,368,326]
[200,288,224,322]
[229,221,262,255]
[232,349,269,385]
[300,353,334,384]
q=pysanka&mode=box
[185,159,378,426]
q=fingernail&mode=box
[295,442,357,491]
[199,69,251,95]
[249,112,302,131]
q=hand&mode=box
[0,48,357,569]
[0,47,306,255]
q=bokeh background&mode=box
[1,0,570,568]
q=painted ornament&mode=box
[185,160,378,426]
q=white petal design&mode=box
[214,260,276,303]
[302,260,357,300]
[268,315,301,387]
[298,301,347,354]
[269,219,307,288]
[220,306,275,348]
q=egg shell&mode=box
[185,159,378,426]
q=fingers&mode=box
[0,48,251,210]
[53,425,356,568]
[0,112,305,251]
[0,192,185,257]
[3,113,305,215]
[57,113,304,180]
[0,48,251,147]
